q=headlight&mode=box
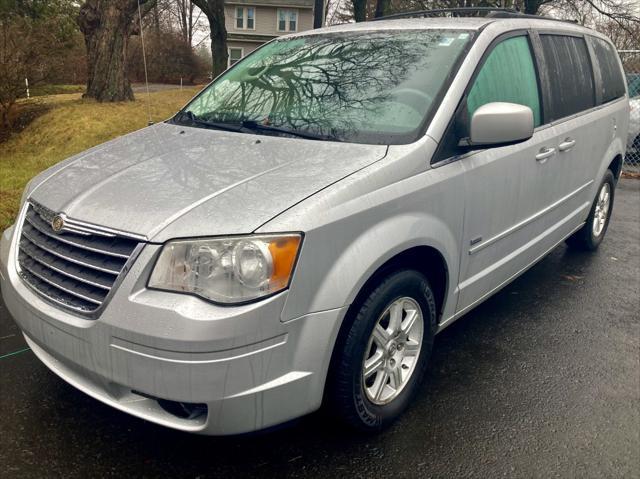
[148,234,302,304]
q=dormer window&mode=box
[235,7,255,30]
[277,9,297,32]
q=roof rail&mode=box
[371,7,520,21]
[371,7,583,26]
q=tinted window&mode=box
[467,36,541,126]
[540,35,595,121]
[591,37,626,103]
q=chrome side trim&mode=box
[469,180,593,255]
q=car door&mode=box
[531,33,601,231]
[448,33,563,314]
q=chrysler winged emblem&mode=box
[51,215,64,233]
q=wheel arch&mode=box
[608,154,623,181]
[345,246,449,324]
[322,244,450,405]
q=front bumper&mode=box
[1,223,345,435]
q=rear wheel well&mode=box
[608,154,623,180]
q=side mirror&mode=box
[468,102,534,147]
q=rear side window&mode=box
[467,36,542,126]
[540,35,595,121]
[590,37,626,103]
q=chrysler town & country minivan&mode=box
[0,10,629,434]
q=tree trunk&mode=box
[193,0,227,77]
[523,0,543,15]
[78,0,156,102]
[352,0,367,22]
[374,0,390,18]
[313,0,324,27]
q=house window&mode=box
[235,7,255,30]
[277,9,297,32]
[228,48,243,67]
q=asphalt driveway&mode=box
[1,179,638,478]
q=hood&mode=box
[28,122,387,241]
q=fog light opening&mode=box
[132,390,207,420]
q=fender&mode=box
[286,212,459,323]
[591,135,625,201]
[259,138,466,324]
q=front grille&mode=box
[17,203,141,316]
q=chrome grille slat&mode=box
[21,226,123,275]
[20,241,112,291]
[19,255,104,305]
[20,269,98,312]
[17,204,141,317]
[24,210,133,258]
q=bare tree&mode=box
[173,0,204,46]
[192,0,227,77]
[540,0,640,34]
[78,0,157,102]
[345,0,639,24]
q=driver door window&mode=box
[467,36,542,126]
[434,35,542,163]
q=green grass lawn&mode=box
[0,87,201,230]
[26,84,86,97]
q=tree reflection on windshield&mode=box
[181,30,472,144]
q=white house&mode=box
[225,0,317,67]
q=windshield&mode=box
[177,29,474,144]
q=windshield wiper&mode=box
[240,120,340,142]
[173,111,244,133]
[173,112,340,141]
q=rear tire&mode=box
[327,270,437,432]
[566,170,615,251]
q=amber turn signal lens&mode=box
[268,235,301,289]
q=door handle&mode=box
[558,138,576,152]
[535,147,556,163]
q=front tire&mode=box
[327,270,437,432]
[566,169,616,251]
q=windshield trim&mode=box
[171,28,482,146]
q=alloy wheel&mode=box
[592,182,611,237]
[362,297,424,405]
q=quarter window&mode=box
[467,36,542,127]
[278,9,297,32]
[590,37,625,103]
[540,35,595,121]
[235,7,255,30]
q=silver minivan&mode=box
[0,11,629,435]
